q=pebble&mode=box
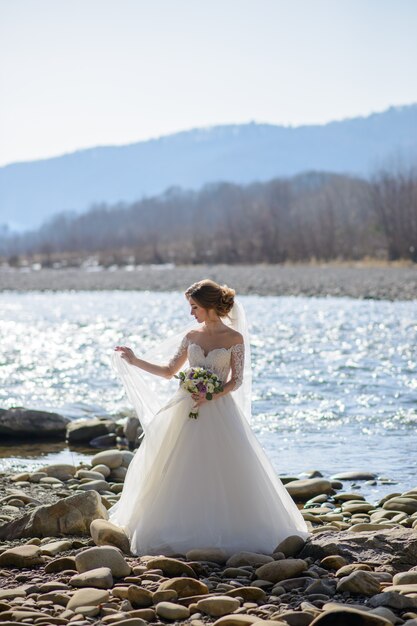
[91,450,123,469]
[89,519,131,554]
[331,471,378,481]
[226,552,274,567]
[2,457,417,626]
[196,595,241,617]
[336,570,381,595]
[0,544,43,567]
[70,566,114,589]
[285,479,334,500]
[255,559,308,583]
[145,555,197,578]
[155,601,190,620]
[75,546,132,578]
[127,585,154,608]
[66,588,110,611]
[275,535,306,557]
[158,576,209,597]
[39,539,73,556]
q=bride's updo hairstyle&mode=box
[185,279,235,318]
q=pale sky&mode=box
[0,0,416,167]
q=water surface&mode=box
[0,291,416,502]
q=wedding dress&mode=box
[108,300,309,557]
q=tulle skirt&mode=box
[108,389,309,556]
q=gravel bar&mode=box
[0,264,416,300]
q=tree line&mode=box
[1,167,416,265]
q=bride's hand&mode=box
[115,346,137,365]
[191,392,208,407]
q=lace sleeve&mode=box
[168,335,189,373]
[230,343,244,390]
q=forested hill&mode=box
[3,169,417,264]
[1,104,416,230]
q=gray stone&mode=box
[336,570,381,596]
[368,591,417,610]
[0,490,108,540]
[0,544,43,568]
[90,518,131,553]
[226,551,274,567]
[299,527,417,573]
[158,576,209,598]
[255,558,308,583]
[275,535,306,557]
[91,449,124,469]
[70,566,113,589]
[0,407,70,437]
[309,606,392,625]
[66,417,116,443]
[331,472,378,481]
[75,545,131,577]
[156,601,190,620]
[77,479,109,493]
[66,587,109,611]
[196,596,241,617]
[285,478,334,501]
[225,586,266,602]
[277,610,315,625]
[127,585,154,607]
[393,571,417,585]
[91,463,111,478]
[145,556,196,578]
[39,463,76,481]
[39,539,73,556]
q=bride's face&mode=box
[188,297,209,323]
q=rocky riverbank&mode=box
[1,449,417,626]
[1,264,417,300]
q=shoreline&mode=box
[1,264,417,300]
[0,451,417,625]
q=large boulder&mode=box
[0,490,108,540]
[0,407,70,438]
[66,417,116,443]
[300,527,417,573]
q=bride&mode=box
[108,279,309,556]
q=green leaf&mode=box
[206,392,213,400]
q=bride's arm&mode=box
[115,335,189,379]
[217,342,244,398]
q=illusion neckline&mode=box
[188,342,234,359]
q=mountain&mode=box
[0,104,416,231]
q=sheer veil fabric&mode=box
[109,298,310,557]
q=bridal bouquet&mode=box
[175,367,223,419]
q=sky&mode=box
[0,0,416,167]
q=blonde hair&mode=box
[185,279,235,317]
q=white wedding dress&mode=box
[108,315,309,557]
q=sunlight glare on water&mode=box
[0,291,416,498]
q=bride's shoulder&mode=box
[227,329,244,346]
